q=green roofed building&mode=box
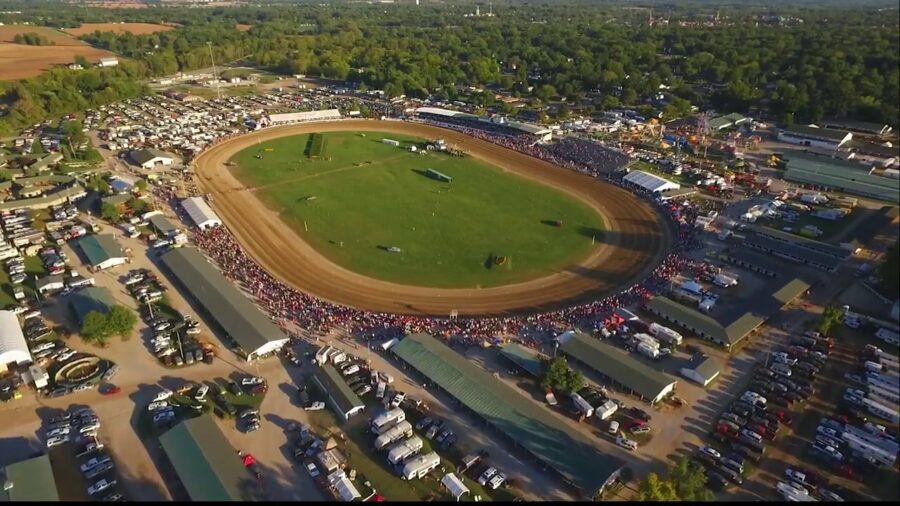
[75,234,127,271]
[67,286,116,325]
[708,113,750,131]
[312,364,365,421]
[555,331,677,404]
[499,342,547,378]
[645,278,810,350]
[781,151,899,203]
[148,213,179,238]
[392,333,624,497]
[159,248,288,361]
[159,416,261,501]
[0,454,60,502]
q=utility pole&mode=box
[208,42,222,100]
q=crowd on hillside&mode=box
[184,116,711,343]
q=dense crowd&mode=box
[184,116,710,343]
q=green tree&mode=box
[100,202,121,222]
[669,457,712,501]
[62,119,86,144]
[107,305,137,338]
[638,472,678,501]
[135,179,148,192]
[817,306,845,336]
[540,356,584,394]
[31,139,44,154]
[129,197,149,215]
[80,310,112,344]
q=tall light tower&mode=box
[207,41,222,100]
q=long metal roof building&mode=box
[556,331,678,404]
[159,416,261,501]
[781,151,899,203]
[0,454,60,501]
[159,248,288,361]
[181,197,222,230]
[0,310,31,372]
[392,333,624,497]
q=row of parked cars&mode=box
[45,407,126,501]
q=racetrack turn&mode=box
[193,120,670,317]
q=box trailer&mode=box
[842,432,897,466]
[638,342,660,360]
[400,451,440,480]
[596,400,618,421]
[842,423,900,454]
[386,436,423,465]
[633,333,660,348]
[862,397,900,424]
[570,392,594,418]
[372,408,406,434]
[648,323,683,346]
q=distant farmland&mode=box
[64,23,176,36]
[0,25,117,80]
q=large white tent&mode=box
[0,310,31,372]
[181,197,222,230]
[623,170,681,193]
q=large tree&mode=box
[540,356,585,394]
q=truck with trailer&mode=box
[648,323,683,346]
[633,333,660,348]
[841,423,900,454]
[375,420,414,450]
[841,432,897,467]
[637,342,661,360]
[386,436,424,465]
[867,386,899,407]
[570,392,594,418]
[861,397,900,424]
[371,408,406,435]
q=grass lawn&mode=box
[229,131,605,288]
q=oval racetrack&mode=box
[193,120,671,317]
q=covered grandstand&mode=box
[781,150,899,203]
[268,109,342,124]
[622,170,681,194]
[555,331,677,404]
[159,416,261,501]
[392,333,624,498]
[159,248,288,361]
[415,107,551,140]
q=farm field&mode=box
[229,131,605,288]
[64,22,176,36]
[0,25,117,80]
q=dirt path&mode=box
[193,120,670,316]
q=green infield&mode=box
[229,131,605,288]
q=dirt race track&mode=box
[194,120,670,317]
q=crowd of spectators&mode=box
[175,114,717,346]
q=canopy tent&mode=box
[623,170,681,193]
[441,473,471,501]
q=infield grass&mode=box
[229,131,604,288]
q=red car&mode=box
[771,410,793,426]
[101,385,121,396]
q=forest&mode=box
[0,1,897,133]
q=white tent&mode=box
[181,197,222,230]
[0,310,31,372]
[441,473,470,501]
[623,170,681,193]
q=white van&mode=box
[341,364,360,376]
[616,436,638,451]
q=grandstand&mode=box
[268,109,342,125]
[416,107,551,140]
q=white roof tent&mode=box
[0,310,31,372]
[181,197,222,230]
[415,107,480,121]
[269,109,342,124]
[623,170,681,193]
[441,473,470,501]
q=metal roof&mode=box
[623,170,680,193]
[392,333,624,496]
[159,416,259,501]
[0,311,30,375]
[75,234,125,267]
[499,343,547,378]
[743,234,845,271]
[181,197,222,228]
[313,364,365,416]
[148,214,178,235]
[130,148,172,165]
[0,454,59,502]
[67,286,115,325]
[689,355,721,382]
[781,152,900,203]
[159,248,286,355]
[779,125,851,142]
[556,331,677,401]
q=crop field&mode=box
[0,26,117,80]
[229,131,605,288]
[64,23,176,36]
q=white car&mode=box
[488,472,506,490]
[195,385,209,401]
[154,389,174,402]
[774,353,798,366]
[79,423,101,434]
[154,321,172,331]
[785,468,811,487]
[148,401,169,411]
[57,350,77,362]
[80,455,112,473]
[390,392,406,408]
[778,481,809,498]
[31,342,56,353]
[477,467,498,486]
[699,446,721,460]
[303,401,325,411]
[87,479,117,496]
[305,462,320,478]
[241,376,264,386]
[185,326,201,335]
[341,364,360,376]
[46,435,69,448]
[47,427,71,438]
[816,425,841,439]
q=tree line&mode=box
[13,32,54,45]
[0,2,897,133]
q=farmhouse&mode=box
[0,310,31,373]
[392,333,625,498]
[312,364,366,421]
[129,148,175,169]
[181,197,222,230]
[75,234,128,271]
[776,125,852,150]
[0,454,60,501]
[555,331,678,404]
[159,416,262,501]
[159,247,289,361]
